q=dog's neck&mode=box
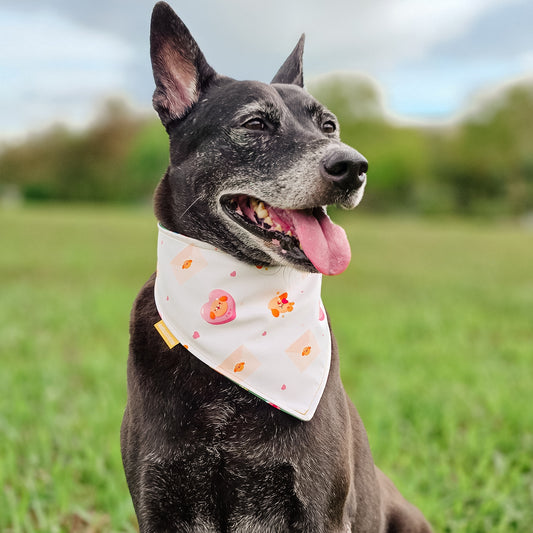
[153,224,332,421]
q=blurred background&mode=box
[1,0,533,213]
[1,1,532,532]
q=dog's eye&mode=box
[243,118,267,131]
[322,120,337,134]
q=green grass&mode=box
[1,205,532,532]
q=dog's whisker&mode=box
[178,197,201,219]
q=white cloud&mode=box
[200,0,522,74]
[520,50,533,70]
[0,8,133,136]
[0,0,530,137]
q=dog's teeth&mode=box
[286,230,292,237]
[274,224,282,232]
[264,216,273,226]
[256,202,269,219]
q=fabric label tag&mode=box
[154,319,179,349]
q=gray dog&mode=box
[120,2,432,532]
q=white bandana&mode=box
[154,224,331,421]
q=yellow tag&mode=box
[154,319,179,349]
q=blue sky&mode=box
[1,0,532,138]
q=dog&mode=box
[120,2,432,531]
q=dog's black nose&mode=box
[321,148,368,190]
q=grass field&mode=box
[1,204,532,532]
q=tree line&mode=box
[1,75,532,216]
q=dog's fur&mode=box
[121,3,432,531]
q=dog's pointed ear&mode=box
[271,34,305,87]
[150,2,217,127]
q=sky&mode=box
[1,0,532,139]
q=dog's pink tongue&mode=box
[290,209,351,275]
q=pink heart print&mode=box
[200,289,236,325]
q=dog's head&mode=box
[151,2,367,275]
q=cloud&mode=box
[6,0,519,76]
[379,0,533,117]
[521,50,533,69]
[185,0,521,74]
[358,0,520,65]
[1,0,531,137]
[0,8,133,136]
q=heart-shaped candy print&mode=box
[200,289,236,325]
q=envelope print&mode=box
[285,330,320,372]
[171,245,208,284]
[217,345,261,381]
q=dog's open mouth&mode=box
[222,195,351,275]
